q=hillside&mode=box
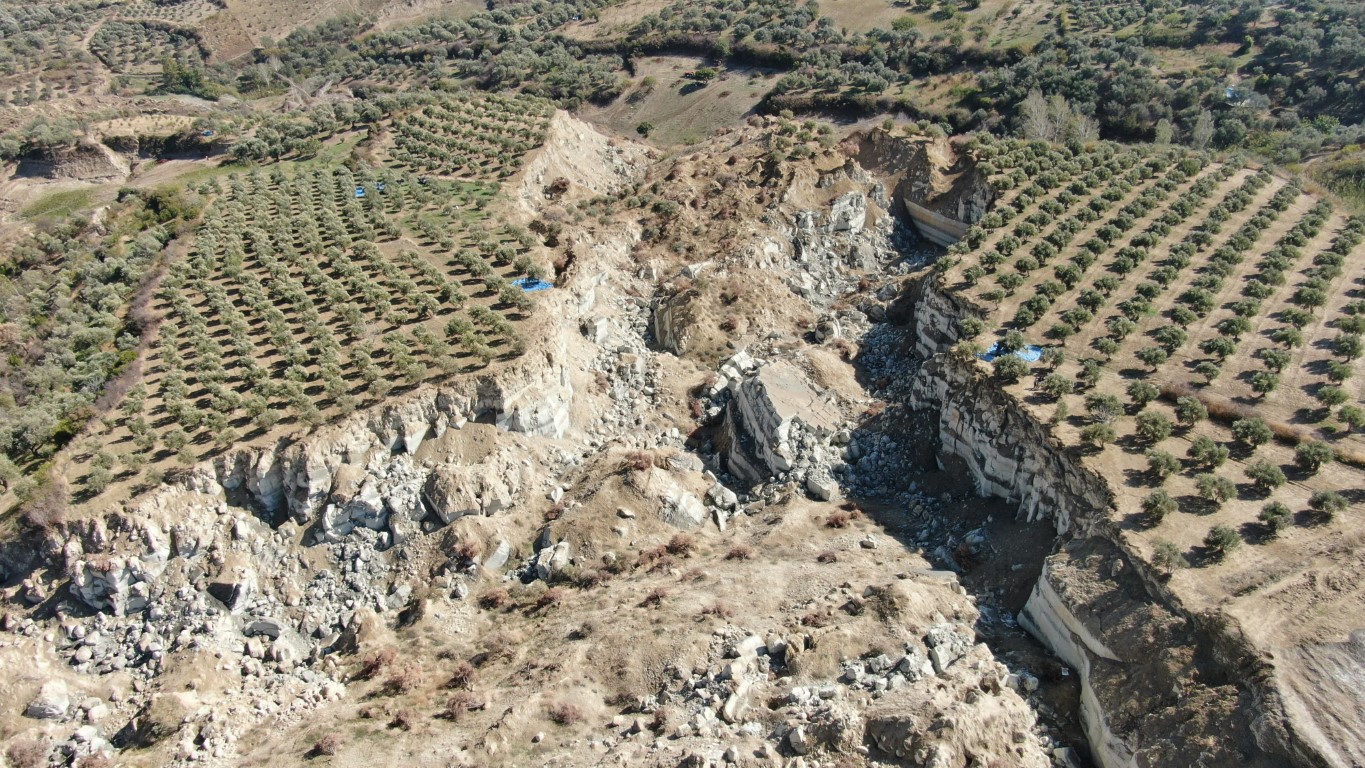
[1,0,1364,766]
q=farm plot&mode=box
[89,19,205,73]
[0,0,109,104]
[79,165,545,495]
[378,92,554,180]
[116,0,223,26]
[935,135,1365,574]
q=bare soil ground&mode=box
[580,58,776,148]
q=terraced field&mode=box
[89,19,205,73]
[378,92,554,180]
[0,0,110,105]
[938,136,1365,577]
[65,163,544,497]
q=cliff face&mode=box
[905,274,1321,768]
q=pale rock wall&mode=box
[908,351,1113,535]
[1017,561,1136,768]
[907,275,1320,768]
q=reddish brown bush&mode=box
[688,398,705,419]
[700,602,735,619]
[625,450,655,471]
[454,538,482,561]
[640,587,668,607]
[826,511,852,529]
[816,550,838,563]
[446,661,476,690]
[548,701,584,726]
[650,706,676,733]
[355,647,397,681]
[801,611,832,627]
[478,589,512,610]
[724,545,754,561]
[536,587,566,609]
[381,663,422,695]
[442,691,481,721]
[666,534,697,556]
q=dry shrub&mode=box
[816,550,838,563]
[574,568,612,589]
[454,538,481,561]
[1159,382,1316,446]
[389,708,418,730]
[5,739,49,768]
[77,756,115,768]
[725,544,755,561]
[681,567,706,582]
[547,701,584,726]
[536,587,566,609]
[650,706,676,733]
[719,280,747,305]
[478,632,517,666]
[635,545,670,569]
[719,314,740,332]
[478,588,512,610]
[666,534,697,556]
[441,691,481,721]
[826,511,852,529]
[865,585,906,622]
[382,663,422,696]
[640,587,668,607]
[700,602,735,619]
[801,611,832,627]
[688,398,705,419]
[544,502,566,522]
[624,450,655,471]
[446,661,476,690]
[1335,445,1365,469]
[312,733,342,756]
[355,647,397,681]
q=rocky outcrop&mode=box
[16,141,128,181]
[720,359,841,487]
[883,133,994,247]
[651,289,697,355]
[1018,539,1293,768]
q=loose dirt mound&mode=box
[517,111,652,213]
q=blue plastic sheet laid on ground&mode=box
[978,342,1044,363]
[354,187,366,198]
[513,277,554,292]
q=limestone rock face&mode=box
[826,191,868,233]
[25,681,70,720]
[652,290,696,355]
[722,360,840,486]
[423,454,525,525]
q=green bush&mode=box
[1295,441,1334,474]
[1231,418,1272,448]
[1195,473,1235,505]
[1135,411,1173,444]
[1259,502,1292,536]
[1244,460,1285,492]
[1204,524,1241,561]
[1141,490,1177,523]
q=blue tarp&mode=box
[354,187,366,198]
[513,277,554,292]
[978,342,1044,363]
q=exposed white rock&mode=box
[26,680,70,720]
